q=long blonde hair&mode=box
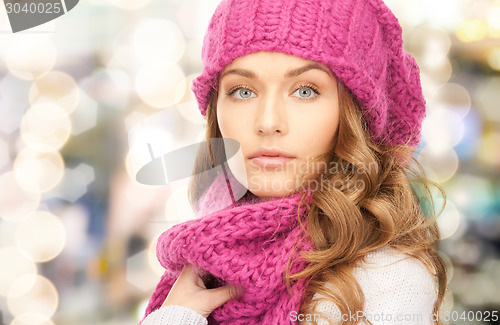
[188,78,447,325]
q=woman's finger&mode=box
[162,264,244,318]
[178,264,206,289]
[203,285,244,311]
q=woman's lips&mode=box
[249,156,295,168]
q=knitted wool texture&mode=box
[142,171,315,324]
[191,0,426,147]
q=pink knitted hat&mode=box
[191,0,426,147]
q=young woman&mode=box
[140,0,447,324]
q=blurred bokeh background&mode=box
[0,0,499,324]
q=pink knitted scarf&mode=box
[142,171,315,324]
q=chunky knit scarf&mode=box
[142,171,314,324]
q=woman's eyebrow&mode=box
[285,64,333,79]
[220,63,332,80]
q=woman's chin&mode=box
[246,175,298,199]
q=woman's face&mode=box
[216,51,340,198]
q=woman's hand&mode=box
[161,264,244,319]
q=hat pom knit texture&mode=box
[191,0,426,147]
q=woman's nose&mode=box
[254,93,288,135]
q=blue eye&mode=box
[292,86,319,100]
[230,88,256,100]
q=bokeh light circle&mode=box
[456,19,489,42]
[417,146,459,183]
[421,58,452,87]
[183,39,203,66]
[127,126,174,181]
[441,287,455,315]
[164,183,195,224]
[488,48,500,71]
[131,19,185,64]
[438,251,454,285]
[15,211,66,263]
[176,74,205,125]
[408,25,451,67]
[5,39,56,81]
[20,102,72,152]
[0,247,37,297]
[135,61,186,108]
[488,6,500,31]
[422,108,465,150]
[0,172,40,222]
[13,148,65,194]
[176,101,205,126]
[432,83,471,117]
[29,71,80,115]
[420,74,441,104]
[435,199,461,240]
[7,275,58,321]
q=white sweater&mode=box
[142,246,438,325]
